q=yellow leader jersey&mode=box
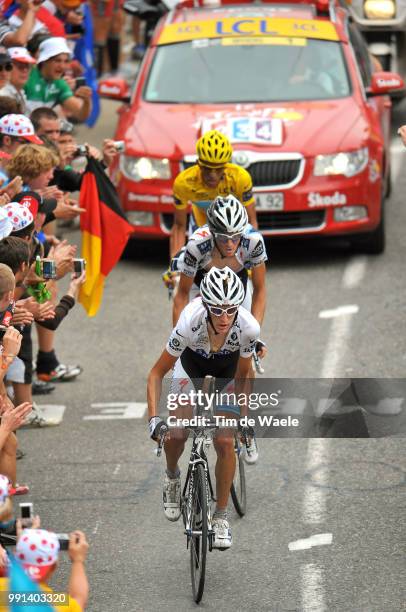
[173,163,254,228]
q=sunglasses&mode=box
[207,304,239,317]
[214,232,242,244]
[0,64,12,72]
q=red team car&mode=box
[101,0,404,253]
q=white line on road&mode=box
[92,521,100,536]
[302,438,329,525]
[84,402,147,421]
[113,464,121,476]
[289,533,333,551]
[341,257,367,289]
[319,304,359,319]
[301,564,326,612]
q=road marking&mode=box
[92,521,100,535]
[83,402,147,421]
[113,464,121,476]
[342,257,367,289]
[289,533,333,551]
[319,304,359,319]
[302,439,329,524]
[301,564,325,611]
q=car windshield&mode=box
[144,38,351,103]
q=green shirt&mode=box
[24,67,73,113]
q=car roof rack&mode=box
[175,0,346,22]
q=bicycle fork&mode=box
[183,460,214,548]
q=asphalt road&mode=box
[13,98,406,612]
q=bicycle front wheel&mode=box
[190,462,208,603]
[230,437,247,517]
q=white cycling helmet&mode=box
[206,195,248,235]
[200,266,245,307]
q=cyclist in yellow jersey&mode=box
[170,130,257,259]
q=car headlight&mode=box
[126,211,154,226]
[314,148,369,178]
[120,156,171,181]
[364,0,395,19]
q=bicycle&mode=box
[156,375,249,603]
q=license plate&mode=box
[255,192,284,211]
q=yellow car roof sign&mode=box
[157,17,339,45]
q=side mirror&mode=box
[367,71,405,97]
[98,77,131,103]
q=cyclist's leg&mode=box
[213,430,236,510]
[165,359,193,473]
[212,386,239,511]
[162,360,194,521]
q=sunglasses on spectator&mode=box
[13,62,30,70]
[0,64,12,72]
[214,232,242,244]
[207,304,239,317]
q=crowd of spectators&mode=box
[0,0,160,604]
[0,94,106,603]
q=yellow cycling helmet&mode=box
[196,130,233,168]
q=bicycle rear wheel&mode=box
[230,437,246,517]
[190,463,208,603]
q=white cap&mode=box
[5,202,34,232]
[8,47,36,64]
[16,529,60,581]
[37,37,71,64]
[0,114,43,144]
[0,208,13,240]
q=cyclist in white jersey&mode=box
[147,267,260,550]
[172,195,267,328]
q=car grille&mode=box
[181,159,301,187]
[258,210,325,232]
[249,160,301,186]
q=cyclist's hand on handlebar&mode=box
[149,416,168,441]
[255,339,267,359]
[162,268,178,289]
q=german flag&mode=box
[79,157,133,316]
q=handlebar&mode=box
[252,349,264,374]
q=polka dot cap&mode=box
[16,529,60,582]
[4,202,34,232]
[0,114,43,145]
[0,207,13,240]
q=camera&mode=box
[55,534,70,551]
[71,24,85,35]
[75,76,87,89]
[20,503,33,520]
[20,502,33,528]
[73,258,86,278]
[113,140,125,153]
[40,259,57,280]
[73,144,88,158]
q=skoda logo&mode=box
[233,151,250,168]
